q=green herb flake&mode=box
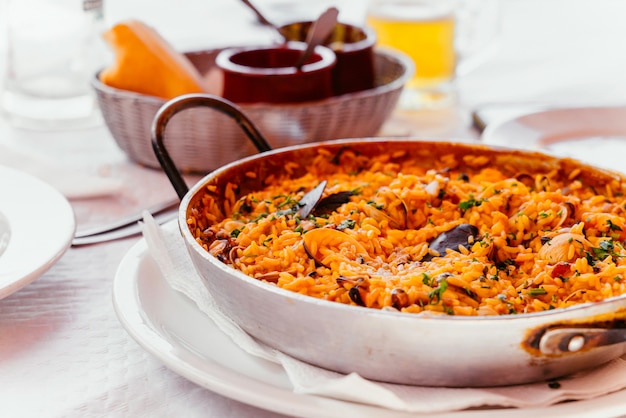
[428,278,448,303]
[422,273,432,286]
[590,239,622,262]
[458,195,486,211]
[367,201,384,210]
[495,258,516,271]
[528,287,548,297]
[251,213,269,223]
[337,219,356,231]
[276,207,297,217]
[275,198,293,208]
[607,219,623,232]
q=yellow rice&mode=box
[187,148,626,316]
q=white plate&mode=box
[481,106,626,173]
[0,165,75,299]
[112,236,626,418]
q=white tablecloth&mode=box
[1,1,626,417]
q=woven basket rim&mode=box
[92,47,413,109]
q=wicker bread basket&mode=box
[93,48,413,173]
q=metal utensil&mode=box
[296,180,326,218]
[72,198,179,246]
[294,7,339,70]
[239,0,284,41]
[72,209,178,246]
[72,180,331,247]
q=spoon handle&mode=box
[295,7,339,70]
[239,0,276,29]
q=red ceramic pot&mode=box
[279,21,376,95]
[216,42,336,104]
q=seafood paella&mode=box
[186,144,626,316]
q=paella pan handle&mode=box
[151,93,274,200]
[538,325,626,355]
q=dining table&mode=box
[1,0,626,417]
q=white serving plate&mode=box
[0,165,75,299]
[481,106,626,173]
[112,235,626,418]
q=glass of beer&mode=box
[367,0,499,109]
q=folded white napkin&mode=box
[141,214,626,414]
[0,144,123,199]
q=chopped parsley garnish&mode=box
[275,195,295,208]
[275,208,296,218]
[528,287,547,296]
[607,219,622,232]
[428,277,448,303]
[422,273,433,286]
[367,201,385,210]
[587,239,623,264]
[495,258,516,271]
[337,219,356,231]
[458,195,487,212]
[251,213,269,223]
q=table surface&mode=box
[1,0,626,417]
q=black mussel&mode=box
[312,191,354,216]
[423,224,479,261]
[348,285,366,306]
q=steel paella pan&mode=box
[151,94,626,387]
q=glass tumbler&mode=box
[0,0,106,129]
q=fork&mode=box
[72,198,179,246]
